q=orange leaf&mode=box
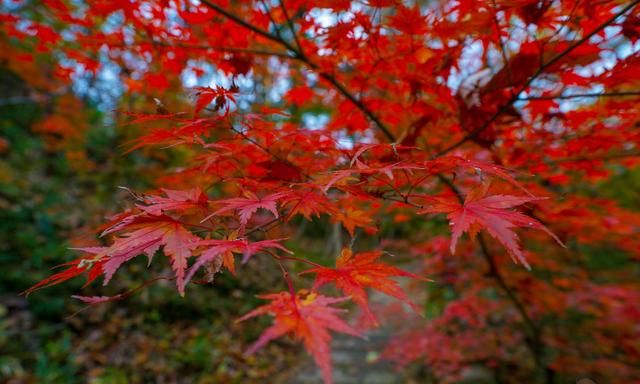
[303,248,428,324]
[420,193,564,268]
[237,290,361,384]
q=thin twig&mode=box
[258,0,286,42]
[279,0,304,54]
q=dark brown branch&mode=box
[200,0,397,143]
[279,0,304,54]
[477,235,548,375]
[317,72,397,142]
[200,0,300,54]
[258,0,286,41]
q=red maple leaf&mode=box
[429,156,531,195]
[101,219,200,295]
[420,192,564,268]
[192,85,237,116]
[279,188,337,220]
[237,290,361,384]
[138,187,209,216]
[203,191,289,228]
[302,248,428,324]
[23,247,107,296]
[331,207,376,237]
[181,237,291,291]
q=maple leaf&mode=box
[203,191,289,228]
[280,188,337,220]
[241,238,293,263]
[124,118,215,152]
[192,85,237,116]
[181,237,292,291]
[119,111,188,126]
[138,188,209,216]
[318,169,360,194]
[420,193,564,269]
[209,231,242,278]
[101,219,200,295]
[350,143,388,166]
[254,159,305,182]
[23,247,107,296]
[353,160,421,181]
[284,85,314,106]
[182,239,244,290]
[496,0,539,9]
[302,248,428,324]
[237,290,361,384]
[332,207,375,236]
[429,156,531,195]
[348,144,421,180]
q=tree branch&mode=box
[200,0,299,54]
[317,72,397,142]
[196,5,559,380]
[258,0,286,42]
[279,0,304,54]
[200,0,397,143]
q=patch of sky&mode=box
[266,57,292,104]
[181,60,257,111]
[335,129,376,150]
[1,0,21,12]
[68,56,124,112]
[448,40,484,94]
[310,8,339,29]
[302,113,330,131]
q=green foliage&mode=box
[0,66,292,382]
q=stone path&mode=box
[278,287,416,384]
[281,327,404,384]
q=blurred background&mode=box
[0,44,280,384]
[0,11,305,382]
[2,1,640,383]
